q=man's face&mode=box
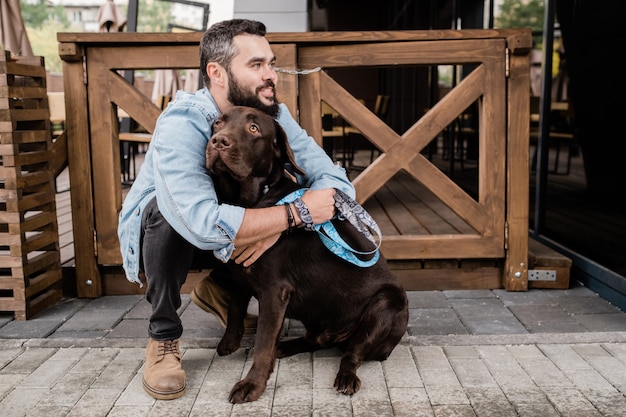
[227,34,279,117]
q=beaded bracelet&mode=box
[284,203,296,234]
[294,197,315,232]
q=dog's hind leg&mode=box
[334,284,408,395]
[276,335,322,358]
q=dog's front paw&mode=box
[228,378,267,403]
[334,371,361,395]
[217,334,241,356]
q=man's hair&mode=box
[199,19,267,88]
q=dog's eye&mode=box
[249,124,259,133]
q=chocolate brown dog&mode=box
[206,106,408,404]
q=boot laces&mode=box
[157,340,179,357]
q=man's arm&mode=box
[232,188,336,266]
[231,105,354,266]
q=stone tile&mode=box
[107,319,149,339]
[383,356,423,389]
[66,388,122,417]
[48,330,109,339]
[465,387,518,416]
[277,353,313,387]
[558,295,623,315]
[55,310,128,332]
[28,298,91,321]
[181,301,221,330]
[508,304,587,333]
[90,348,144,391]
[406,290,450,308]
[0,387,50,417]
[515,403,560,416]
[312,356,341,390]
[80,295,143,312]
[312,388,352,416]
[0,319,62,339]
[449,298,528,335]
[0,312,13,326]
[544,283,598,298]
[26,405,72,417]
[408,307,468,335]
[444,289,496,299]
[493,288,557,306]
[124,298,151,319]
[0,348,56,374]
[543,386,603,416]
[574,313,626,332]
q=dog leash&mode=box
[276,189,381,267]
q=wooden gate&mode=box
[57,29,531,297]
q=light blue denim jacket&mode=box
[118,88,355,286]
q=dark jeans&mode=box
[141,197,222,341]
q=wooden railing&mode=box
[57,29,532,298]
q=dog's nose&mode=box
[211,134,232,149]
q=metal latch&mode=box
[528,269,557,281]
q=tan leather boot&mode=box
[190,273,257,333]
[143,338,186,400]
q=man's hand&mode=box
[232,187,337,267]
[231,233,282,267]
[300,188,336,224]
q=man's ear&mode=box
[207,63,225,87]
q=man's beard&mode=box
[228,74,280,118]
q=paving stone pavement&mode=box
[3,282,626,416]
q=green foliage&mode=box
[495,0,544,45]
[136,0,174,33]
[19,0,71,73]
[27,20,73,73]
[20,0,68,29]
[115,0,175,33]
[17,0,174,75]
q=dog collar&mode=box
[276,189,382,267]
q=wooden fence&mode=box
[56,29,532,298]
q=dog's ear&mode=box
[274,120,305,176]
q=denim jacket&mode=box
[118,88,355,286]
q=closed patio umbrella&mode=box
[97,0,127,32]
[0,0,33,56]
[151,68,182,105]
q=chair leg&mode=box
[553,140,561,174]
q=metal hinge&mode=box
[504,221,509,250]
[93,229,98,257]
[528,269,557,281]
[505,47,510,78]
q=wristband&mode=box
[284,203,296,234]
[294,197,315,232]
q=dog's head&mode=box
[206,106,304,206]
